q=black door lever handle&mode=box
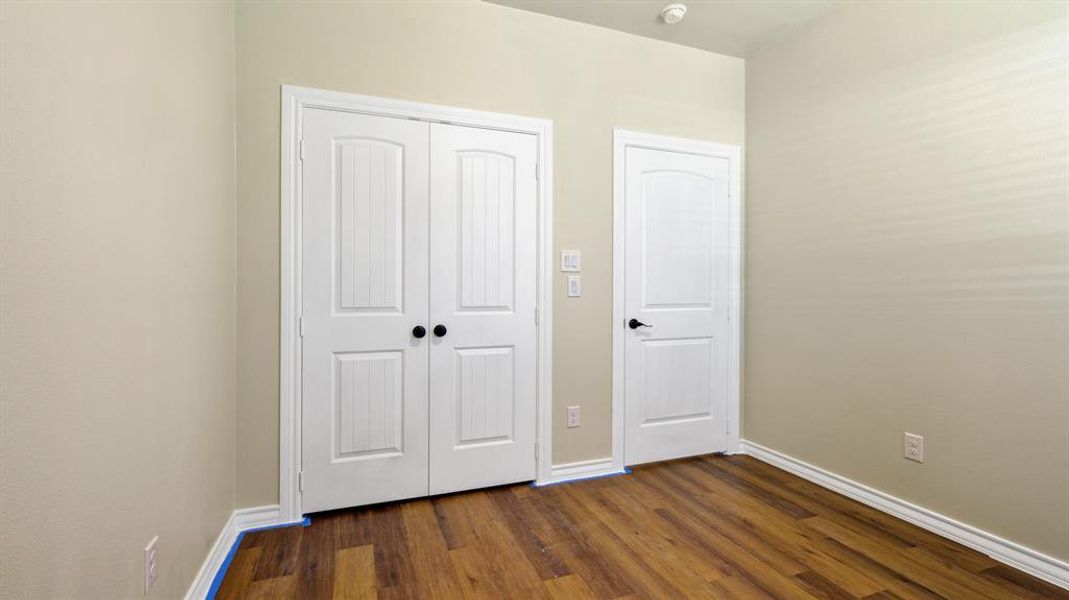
[628,318,652,329]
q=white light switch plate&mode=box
[561,250,581,272]
[567,275,581,297]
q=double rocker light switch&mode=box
[561,250,581,272]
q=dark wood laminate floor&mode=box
[216,454,1067,599]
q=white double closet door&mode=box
[301,108,538,513]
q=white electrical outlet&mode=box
[567,405,581,428]
[144,536,159,594]
[904,432,924,463]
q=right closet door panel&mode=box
[427,123,539,495]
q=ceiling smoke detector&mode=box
[661,3,687,25]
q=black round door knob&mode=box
[412,325,426,339]
[628,318,652,329]
[433,324,448,337]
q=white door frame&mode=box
[280,85,554,522]
[611,129,742,472]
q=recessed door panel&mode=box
[458,152,515,311]
[336,139,404,313]
[334,351,403,459]
[455,346,515,446]
[643,172,716,309]
[624,145,730,466]
[640,338,714,424]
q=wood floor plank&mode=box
[791,570,855,600]
[331,545,377,600]
[593,476,733,583]
[654,505,823,599]
[710,458,920,549]
[686,457,816,519]
[333,509,374,550]
[215,546,263,600]
[523,485,638,599]
[719,455,999,572]
[293,517,335,599]
[251,523,302,581]
[712,456,1019,593]
[486,486,571,580]
[707,572,778,599]
[364,505,417,592]
[542,574,598,600]
[860,592,907,600]
[814,536,947,600]
[547,484,706,598]
[904,544,1054,600]
[245,575,296,600]
[639,463,811,577]
[665,460,885,597]
[703,457,921,552]
[448,545,504,600]
[215,455,1061,599]
[469,507,556,598]
[980,564,1069,600]
[804,516,997,599]
[398,500,466,599]
[429,496,466,551]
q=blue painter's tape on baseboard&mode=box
[205,517,310,600]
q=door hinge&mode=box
[298,315,305,337]
[299,139,306,161]
[535,443,539,462]
[535,162,540,181]
[534,307,539,325]
[298,471,304,493]
[727,306,731,321]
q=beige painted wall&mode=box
[745,1,1069,562]
[235,0,744,505]
[0,2,237,598]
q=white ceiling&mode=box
[483,0,841,58]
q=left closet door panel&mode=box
[301,108,430,513]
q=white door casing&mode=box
[616,131,740,466]
[428,124,539,494]
[301,108,431,512]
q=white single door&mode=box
[427,123,539,494]
[623,145,731,465]
[301,108,430,512]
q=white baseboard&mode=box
[740,440,1069,591]
[232,504,285,532]
[184,510,239,600]
[184,505,303,600]
[535,457,626,486]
